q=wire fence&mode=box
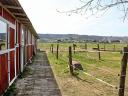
[46,43,128,96]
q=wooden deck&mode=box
[14,51,61,96]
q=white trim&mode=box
[7,28,10,84]
[15,44,19,47]
[26,44,33,46]
[0,48,15,55]
[20,24,25,73]
[14,27,17,77]
[0,16,16,29]
[9,76,17,86]
[20,45,24,72]
[14,48,17,77]
[8,52,10,85]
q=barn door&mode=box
[8,27,16,85]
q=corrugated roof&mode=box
[0,0,39,38]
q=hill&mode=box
[38,34,128,43]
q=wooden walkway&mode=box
[15,51,61,96]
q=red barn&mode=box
[0,0,39,95]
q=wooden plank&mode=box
[13,13,26,16]
[17,17,29,21]
[5,5,22,10]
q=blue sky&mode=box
[19,0,128,36]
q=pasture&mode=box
[38,42,128,96]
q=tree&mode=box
[57,0,128,20]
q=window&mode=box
[0,20,7,51]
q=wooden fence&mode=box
[50,43,128,96]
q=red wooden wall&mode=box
[3,9,15,24]
[0,54,8,95]
[0,4,36,95]
[0,7,16,95]
[9,28,15,81]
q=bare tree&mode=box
[57,0,128,20]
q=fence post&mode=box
[114,44,115,51]
[73,44,76,54]
[118,47,128,96]
[69,46,74,75]
[51,44,53,53]
[97,44,101,60]
[50,44,52,52]
[56,44,59,59]
[85,43,87,50]
[104,44,106,51]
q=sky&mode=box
[19,0,128,36]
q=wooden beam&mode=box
[0,3,16,18]
[22,23,30,25]
[13,13,26,16]
[14,0,21,6]
[17,17,29,21]
[5,5,22,10]
[22,21,30,23]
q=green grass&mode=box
[4,66,33,96]
[38,42,128,96]
[3,83,16,96]
[18,67,32,79]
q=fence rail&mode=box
[49,43,128,96]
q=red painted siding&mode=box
[16,22,21,75]
[0,54,8,95]
[10,51,15,81]
[9,28,15,81]
[0,4,37,96]
[9,28,15,49]
[16,47,19,75]
[3,9,15,24]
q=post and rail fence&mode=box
[50,43,128,96]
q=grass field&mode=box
[38,42,128,96]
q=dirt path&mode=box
[15,51,61,96]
